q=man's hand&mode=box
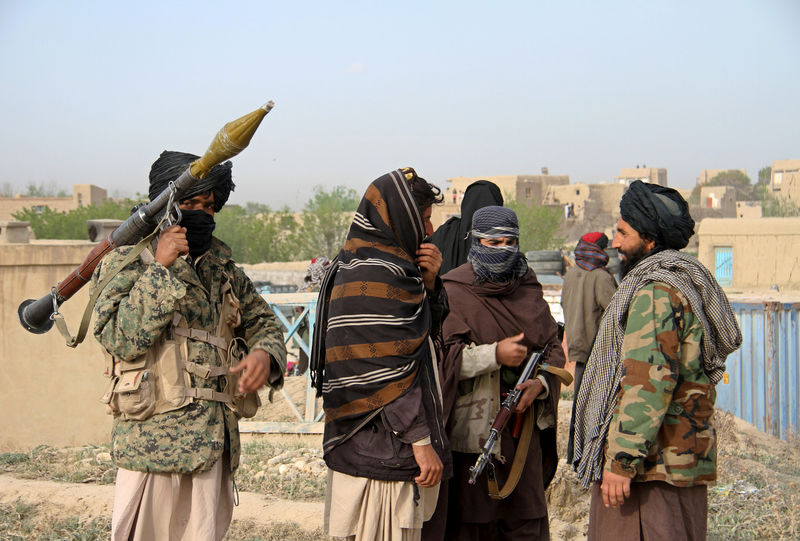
[230,349,271,394]
[155,225,189,267]
[496,333,527,367]
[601,470,632,508]
[513,378,544,413]
[415,243,442,291]
[412,443,443,488]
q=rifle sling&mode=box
[541,363,574,386]
[484,363,571,499]
[487,407,534,500]
[53,221,164,349]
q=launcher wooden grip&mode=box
[56,237,117,298]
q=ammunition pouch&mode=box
[100,269,261,421]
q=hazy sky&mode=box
[1,1,798,209]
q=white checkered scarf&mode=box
[571,249,742,487]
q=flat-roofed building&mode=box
[615,166,668,186]
[0,184,107,221]
[542,182,626,221]
[700,185,737,215]
[697,169,747,185]
[697,217,800,289]
[433,170,569,228]
[736,201,762,219]
[770,159,800,204]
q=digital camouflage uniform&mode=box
[605,281,715,485]
[92,236,286,474]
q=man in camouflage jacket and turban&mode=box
[570,181,741,540]
[92,151,287,541]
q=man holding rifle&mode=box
[426,206,565,541]
[91,151,287,541]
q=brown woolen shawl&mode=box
[322,169,431,452]
[440,263,565,486]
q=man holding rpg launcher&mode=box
[91,151,287,541]
[428,206,567,541]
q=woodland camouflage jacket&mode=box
[605,282,716,486]
[92,237,286,474]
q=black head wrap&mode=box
[148,150,235,212]
[620,180,695,250]
[430,180,504,275]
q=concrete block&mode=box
[0,220,30,243]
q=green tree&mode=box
[504,197,564,251]
[755,184,800,217]
[294,185,360,260]
[690,170,755,203]
[758,166,772,186]
[12,199,143,239]
[215,204,297,263]
[23,181,68,197]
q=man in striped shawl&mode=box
[319,168,451,541]
[570,181,742,540]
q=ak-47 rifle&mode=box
[468,328,572,488]
[17,101,275,345]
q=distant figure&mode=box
[430,180,503,275]
[561,232,617,391]
[570,181,742,541]
[452,188,458,205]
[298,256,331,292]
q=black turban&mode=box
[620,180,695,250]
[148,150,235,212]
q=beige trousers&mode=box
[325,469,439,541]
[111,455,233,541]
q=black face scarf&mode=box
[180,209,216,260]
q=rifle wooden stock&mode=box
[18,237,118,334]
[18,101,274,335]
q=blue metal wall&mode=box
[716,301,800,441]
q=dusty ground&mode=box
[1,376,798,540]
[0,475,324,530]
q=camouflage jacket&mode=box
[92,237,286,474]
[605,282,716,486]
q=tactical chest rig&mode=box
[101,251,260,421]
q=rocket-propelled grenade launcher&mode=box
[18,101,275,335]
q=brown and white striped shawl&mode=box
[570,249,742,487]
[321,168,431,452]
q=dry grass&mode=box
[226,519,326,541]
[0,500,109,540]
[0,444,115,485]
[0,500,325,541]
[236,438,326,500]
[707,410,800,540]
